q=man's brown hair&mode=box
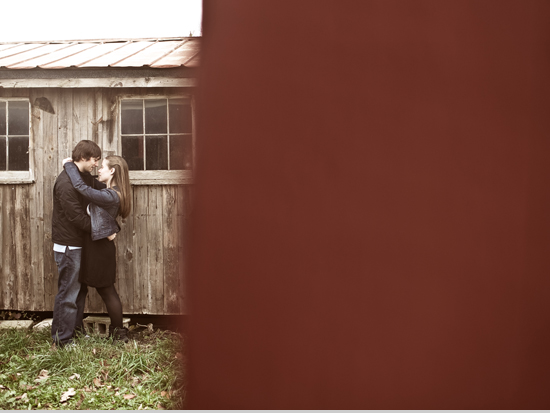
[72,140,101,162]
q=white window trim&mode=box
[118,94,195,186]
[0,98,34,184]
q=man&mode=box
[51,140,101,347]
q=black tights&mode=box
[76,284,123,330]
[96,285,123,329]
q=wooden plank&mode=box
[147,186,164,314]
[115,201,135,314]
[0,187,3,309]
[163,186,180,314]
[72,89,87,142]
[95,89,103,173]
[87,89,95,143]
[29,89,45,310]
[92,88,100,145]
[0,78,197,88]
[14,185,32,310]
[57,89,73,173]
[102,89,117,156]
[133,186,148,313]
[178,185,191,314]
[0,88,13,98]
[0,171,34,184]
[3,186,16,309]
[129,170,193,185]
[42,88,59,311]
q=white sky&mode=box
[0,0,202,42]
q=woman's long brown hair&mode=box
[106,155,131,218]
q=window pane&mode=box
[145,99,167,134]
[0,102,6,135]
[8,101,29,135]
[170,135,193,170]
[146,135,168,170]
[8,136,28,171]
[122,135,144,170]
[0,136,5,171]
[169,98,192,133]
[121,100,143,134]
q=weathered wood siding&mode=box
[0,87,191,314]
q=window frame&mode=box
[0,98,34,184]
[118,94,195,185]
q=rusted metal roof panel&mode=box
[0,38,200,69]
[0,44,72,68]
[79,41,156,67]
[110,40,180,67]
[39,42,121,68]
[0,43,48,60]
[0,43,23,54]
[10,43,96,69]
[151,39,200,68]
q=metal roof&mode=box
[0,38,200,70]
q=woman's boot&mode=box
[109,326,129,343]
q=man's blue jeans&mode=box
[51,247,82,345]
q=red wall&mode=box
[188,0,550,408]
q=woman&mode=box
[63,155,132,343]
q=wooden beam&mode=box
[129,170,194,185]
[0,77,197,88]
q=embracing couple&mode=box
[51,140,131,347]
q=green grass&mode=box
[0,326,186,410]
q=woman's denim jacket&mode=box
[64,162,120,241]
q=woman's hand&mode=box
[62,157,73,166]
[107,233,117,241]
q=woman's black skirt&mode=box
[79,234,116,288]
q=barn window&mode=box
[120,97,193,172]
[0,100,30,171]
[0,99,33,184]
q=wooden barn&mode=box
[0,37,199,315]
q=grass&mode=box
[0,326,186,410]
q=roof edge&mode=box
[0,36,201,45]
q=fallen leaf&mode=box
[123,394,136,399]
[60,388,76,403]
[115,391,120,396]
[93,378,103,387]
[0,385,6,390]
[92,348,97,355]
[157,403,166,410]
[15,393,27,400]
[84,386,92,392]
[160,391,167,397]
[76,392,85,409]
[138,404,143,410]
[69,373,80,380]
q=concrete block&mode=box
[83,316,131,337]
[0,320,34,330]
[33,318,53,330]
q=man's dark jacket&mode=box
[52,169,102,247]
